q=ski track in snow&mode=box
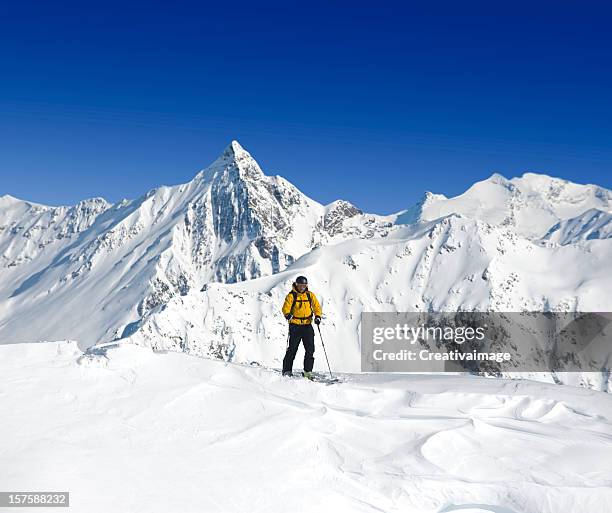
[1,341,611,513]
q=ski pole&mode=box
[316,324,334,380]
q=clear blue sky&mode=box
[0,2,610,213]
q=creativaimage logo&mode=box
[361,312,612,373]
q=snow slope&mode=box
[121,215,612,390]
[2,340,611,513]
[542,209,612,245]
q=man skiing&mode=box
[281,276,322,379]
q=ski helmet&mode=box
[295,276,308,284]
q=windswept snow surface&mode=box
[1,340,611,513]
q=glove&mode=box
[314,316,321,325]
[285,314,293,321]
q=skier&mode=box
[281,276,322,379]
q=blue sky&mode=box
[0,2,610,213]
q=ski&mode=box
[302,371,341,385]
[311,376,340,385]
[271,367,342,385]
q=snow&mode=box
[121,215,612,390]
[0,141,392,347]
[0,140,611,391]
[2,143,611,511]
[397,172,611,240]
[542,209,612,245]
[1,340,611,513]
[0,140,612,363]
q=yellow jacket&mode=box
[281,284,322,325]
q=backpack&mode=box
[289,290,314,321]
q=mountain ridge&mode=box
[0,141,394,345]
[0,141,610,393]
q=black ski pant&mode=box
[282,323,315,373]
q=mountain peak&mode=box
[216,140,265,182]
[0,193,49,209]
[484,172,512,187]
[192,140,262,184]
[221,139,249,159]
[214,139,256,168]
[509,172,576,194]
[394,191,447,225]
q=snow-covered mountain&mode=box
[396,172,611,239]
[120,214,612,389]
[0,141,392,346]
[1,141,611,389]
